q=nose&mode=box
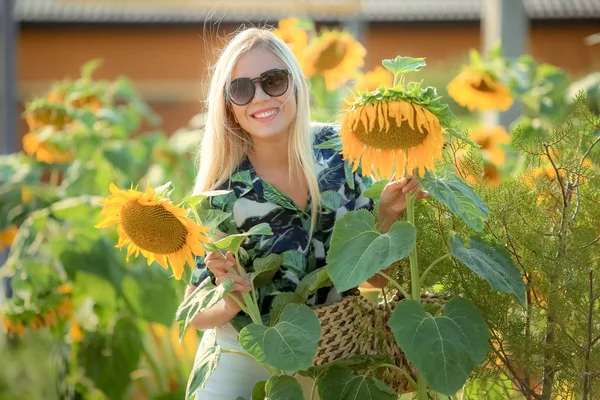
[251,81,270,103]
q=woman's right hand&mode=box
[204,251,252,315]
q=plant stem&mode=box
[377,271,410,300]
[50,168,60,186]
[406,190,429,400]
[420,254,452,286]
[309,377,318,400]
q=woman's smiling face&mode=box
[228,46,297,141]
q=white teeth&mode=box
[253,109,278,119]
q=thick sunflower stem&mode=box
[233,251,263,326]
[406,191,429,400]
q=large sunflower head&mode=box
[340,57,467,179]
[304,29,366,91]
[469,125,511,165]
[95,183,211,280]
[447,68,513,111]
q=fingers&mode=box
[225,251,245,276]
[216,272,252,292]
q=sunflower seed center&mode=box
[352,107,429,150]
[471,78,496,93]
[314,39,347,71]
[121,200,187,254]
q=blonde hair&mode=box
[193,28,321,234]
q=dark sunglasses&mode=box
[226,69,290,106]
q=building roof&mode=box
[13,0,600,23]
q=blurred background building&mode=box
[5,0,600,146]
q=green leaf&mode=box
[154,181,175,198]
[418,169,489,232]
[78,316,143,400]
[317,366,397,400]
[295,268,331,302]
[183,190,232,210]
[265,375,304,400]
[314,136,342,151]
[388,298,489,396]
[449,235,526,306]
[468,49,483,67]
[251,253,283,288]
[363,180,388,200]
[252,381,267,400]
[327,210,416,291]
[268,292,303,326]
[185,330,221,400]
[213,223,273,254]
[239,304,320,371]
[197,208,231,234]
[81,59,102,79]
[175,278,234,343]
[302,354,392,379]
[382,56,427,77]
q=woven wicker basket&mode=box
[312,290,446,394]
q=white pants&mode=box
[194,323,318,399]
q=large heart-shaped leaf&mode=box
[327,210,416,292]
[251,253,283,288]
[317,366,397,400]
[175,278,233,342]
[449,234,526,306]
[388,298,489,396]
[185,330,220,400]
[214,223,273,254]
[239,304,320,371]
[418,169,489,232]
[265,375,304,400]
[197,208,231,234]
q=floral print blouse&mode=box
[191,123,373,330]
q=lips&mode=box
[251,107,280,120]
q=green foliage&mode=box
[327,210,417,291]
[316,366,397,400]
[264,375,304,400]
[185,330,220,400]
[389,298,489,396]
[239,304,320,371]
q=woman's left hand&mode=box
[377,174,430,231]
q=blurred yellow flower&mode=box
[0,225,18,252]
[354,66,393,93]
[304,30,366,91]
[470,126,511,165]
[69,320,84,342]
[273,18,308,66]
[24,102,71,132]
[447,69,513,111]
[341,98,445,179]
[22,132,74,164]
[95,183,211,280]
[21,186,34,203]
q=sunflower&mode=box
[273,18,308,66]
[22,132,74,164]
[340,94,446,179]
[24,100,71,132]
[469,125,511,165]
[447,69,513,111]
[95,183,211,280]
[0,225,18,252]
[2,294,73,338]
[304,29,366,91]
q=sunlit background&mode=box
[1,0,599,399]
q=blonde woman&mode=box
[185,27,428,399]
